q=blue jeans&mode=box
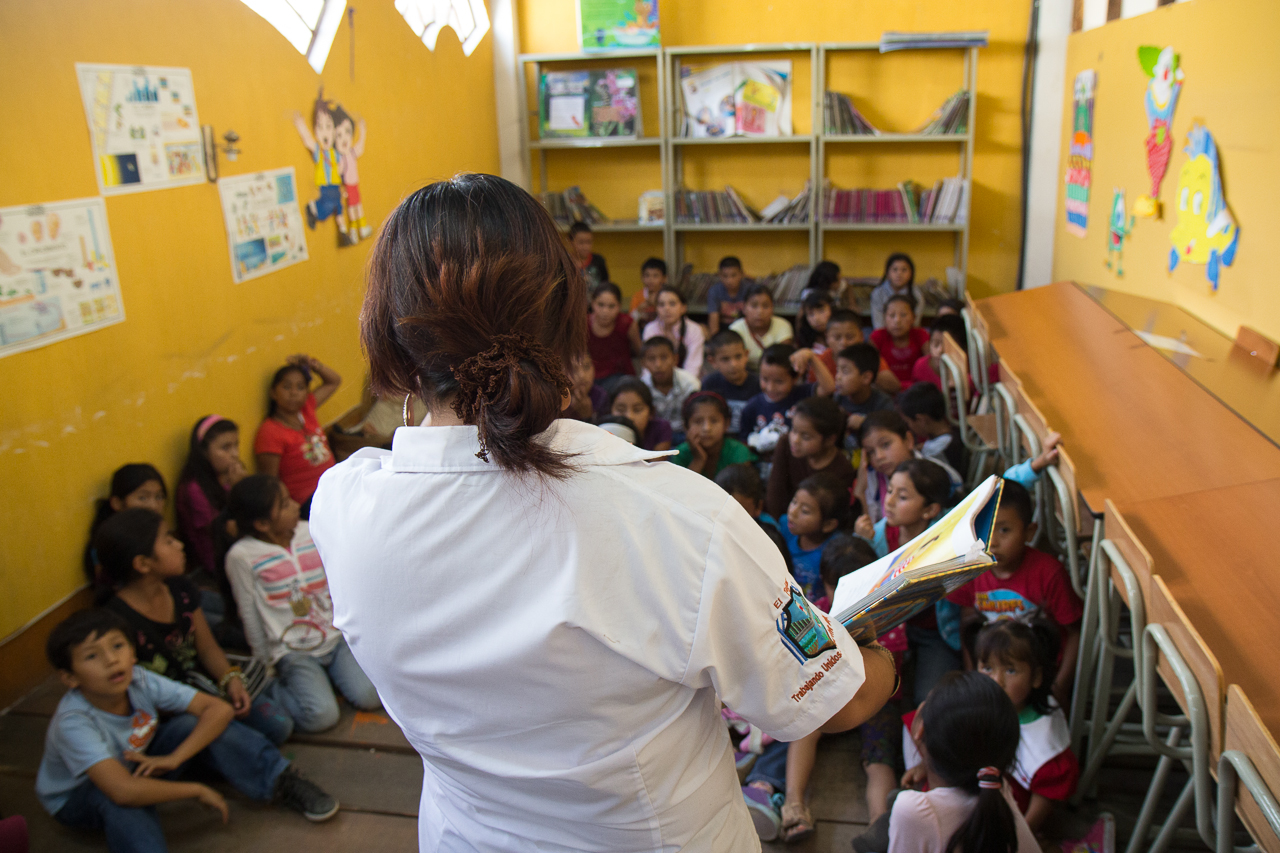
[243,683,294,746]
[906,625,962,705]
[54,714,289,853]
[275,639,381,732]
[744,739,789,791]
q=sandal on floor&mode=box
[780,801,814,843]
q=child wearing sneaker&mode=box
[35,609,338,853]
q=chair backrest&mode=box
[1235,326,1280,367]
[943,332,972,409]
[1103,500,1153,609]
[1056,447,1093,537]
[1149,575,1226,760]
[1225,685,1280,853]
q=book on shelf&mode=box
[831,476,1003,644]
[578,0,660,53]
[913,90,970,135]
[758,183,812,224]
[679,61,793,138]
[822,177,968,225]
[539,69,640,140]
[823,92,879,136]
[539,186,608,227]
[675,186,758,224]
[637,190,665,225]
[879,30,989,52]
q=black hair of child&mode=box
[654,287,690,364]
[179,415,240,516]
[596,414,641,445]
[829,308,861,328]
[641,257,667,275]
[715,462,765,505]
[880,252,916,309]
[642,335,676,356]
[974,615,1062,716]
[568,220,592,238]
[740,282,774,305]
[891,458,953,511]
[681,390,731,426]
[759,343,797,376]
[838,343,881,379]
[92,508,165,605]
[793,396,845,443]
[707,329,746,356]
[214,474,284,573]
[819,532,878,592]
[806,260,841,293]
[932,313,968,350]
[999,478,1035,527]
[899,382,948,422]
[757,520,796,577]
[267,363,311,418]
[606,376,655,414]
[859,409,912,445]
[718,255,742,271]
[920,671,1022,853]
[884,293,916,316]
[84,464,167,584]
[795,472,851,532]
[47,608,134,672]
[796,289,836,349]
[591,281,623,304]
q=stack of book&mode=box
[755,264,815,306]
[823,177,968,225]
[914,90,970,135]
[539,186,608,227]
[824,92,879,136]
[674,186,759,224]
[879,31,989,52]
[758,183,812,224]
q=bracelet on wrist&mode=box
[218,667,243,694]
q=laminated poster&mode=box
[75,64,205,196]
[218,168,310,284]
[1064,70,1095,237]
[0,197,123,359]
[578,0,659,52]
[1168,124,1239,292]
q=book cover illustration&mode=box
[540,70,639,139]
[578,0,659,52]
[680,61,791,138]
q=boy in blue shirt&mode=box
[701,330,761,435]
[738,344,835,455]
[36,609,338,852]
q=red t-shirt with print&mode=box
[588,312,636,380]
[254,393,334,504]
[946,546,1084,628]
[870,327,931,385]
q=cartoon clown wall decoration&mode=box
[1134,46,1184,219]
[1169,124,1240,292]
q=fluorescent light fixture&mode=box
[239,0,347,72]
[396,0,491,57]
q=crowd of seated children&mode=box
[739,344,834,458]
[642,285,705,377]
[706,255,746,334]
[869,252,926,331]
[766,396,855,521]
[640,337,699,443]
[700,330,761,436]
[36,609,338,852]
[871,296,931,387]
[253,354,341,520]
[729,283,795,372]
[834,343,897,455]
[777,472,849,599]
[857,410,963,526]
[671,391,756,478]
[795,289,837,380]
[568,221,609,291]
[898,382,967,474]
[827,309,901,395]
[587,282,642,396]
[630,256,666,327]
[606,377,673,452]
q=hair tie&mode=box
[196,414,225,443]
[450,333,570,463]
[977,767,1002,789]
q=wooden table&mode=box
[1083,286,1280,446]
[977,282,1280,515]
[1118,479,1280,742]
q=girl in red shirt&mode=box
[253,355,341,517]
[587,282,641,396]
[869,295,930,385]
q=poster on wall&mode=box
[292,89,372,248]
[0,197,123,359]
[1064,70,1095,237]
[75,64,205,196]
[1134,46,1183,219]
[578,0,659,52]
[218,168,310,284]
[1169,124,1240,292]
[1105,189,1134,277]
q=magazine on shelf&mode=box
[578,0,660,52]
[830,476,1004,644]
[879,31,989,52]
[539,69,640,139]
[680,60,792,138]
[637,190,665,225]
[824,92,879,135]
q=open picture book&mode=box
[829,476,1004,645]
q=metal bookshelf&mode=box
[514,42,979,286]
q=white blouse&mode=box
[310,419,865,852]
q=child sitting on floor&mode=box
[700,330,761,435]
[729,283,795,372]
[834,344,897,453]
[827,309,901,395]
[706,255,746,334]
[795,289,838,381]
[857,411,962,525]
[869,252,925,331]
[569,220,609,290]
[640,336,699,442]
[565,353,607,422]
[607,377,673,451]
[587,282,642,396]
[177,416,247,582]
[870,295,931,387]
[671,392,756,478]
[715,462,779,531]
[947,479,1083,708]
[254,354,341,518]
[911,314,969,392]
[766,396,854,521]
[739,344,834,457]
[84,465,168,586]
[643,286,705,377]
[96,509,294,746]
[35,609,337,852]
[899,381,967,474]
[630,257,666,327]
[221,475,381,733]
[778,472,849,599]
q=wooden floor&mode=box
[0,674,1205,852]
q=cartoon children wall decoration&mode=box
[332,106,371,242]
[293,89,370,247]
[1169,124,1240,292]
[1105,188,1134,277]
[1134,46,1184,219]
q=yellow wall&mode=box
[0,0,499,641]
[518,0,1032,298]
[1052,0,1280,342]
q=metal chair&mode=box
[1218,685,1280,853]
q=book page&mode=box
[548,96,586,131]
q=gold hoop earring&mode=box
[402,394,411,427]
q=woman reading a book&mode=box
[310,173,895,852]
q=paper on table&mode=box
[1135,330,1203,358]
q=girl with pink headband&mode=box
[177,414,246,584]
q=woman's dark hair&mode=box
[655,286,689,365]
[84,464,167,584]
[682,391,730,426]
[267,364,309,418]
[974,615,1062,716]
[591,281,623,306]
[715,462,764,504]
[859,409,912,445]
[178,416,239,516]
[795,472,851,532]
[891,458,953,511]
[92,508,165,604]
[819,532,878,591]
[921,671,1022,853]
[806,260,841,293]
[213,475,285,573]
[607,376,654,413]
[881,252,916,309]
[760,343,797,377]
[792,396,844,443]
[796,289,835,348]
[740,282,774,306]
[361,174,586,479]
